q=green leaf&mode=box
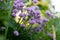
[0,35,5,40]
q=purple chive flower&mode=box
[46,10,50,15]
[27,13,31,16]
[14,0,20,4]
[20,0,24,2]
[35,15,40,19]
[20,24,25,28]
[36,19,44,26]
[1,27,6,31]
[27,7,35,11]
[34,15,40,19]
[39,20,44,25]
[49,14,55,18]
[46,11,55,18]
[43,17,49,22]
[33,10,40,18]
[19,2,24,7]
[33,0,38,3]
[26,8,30,11]
[27,7,32,11]
[19,13,26,17]
[12,13,16,17]
[36,19,44,25]
[29,20,36,24]
[30,6,38,10]
[13,30,19,36]
[35,26,43,33]
[14,4,19,8]
[46,31,53,37]
[36,10,40,15]
[36,19,40,23]
[13,9,18,13]
[14,0,24,9]
[26,11,31,16]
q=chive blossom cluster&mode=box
[12,0,55,36]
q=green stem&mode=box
[4,21,8,40]
[4,0,14,40]
[8,0,14,18]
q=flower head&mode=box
[13,9,18,13]
[33,0,38,3]
[19,13,26,17]
[35,26,43,33]
[13,30,19,36]
[12,13,16,17]
[29,20,36,25]
[19,2,24,7]
[46,10,55,18]
[43,17,49,22]
[1,27,5,31]
[20,23,25,28]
